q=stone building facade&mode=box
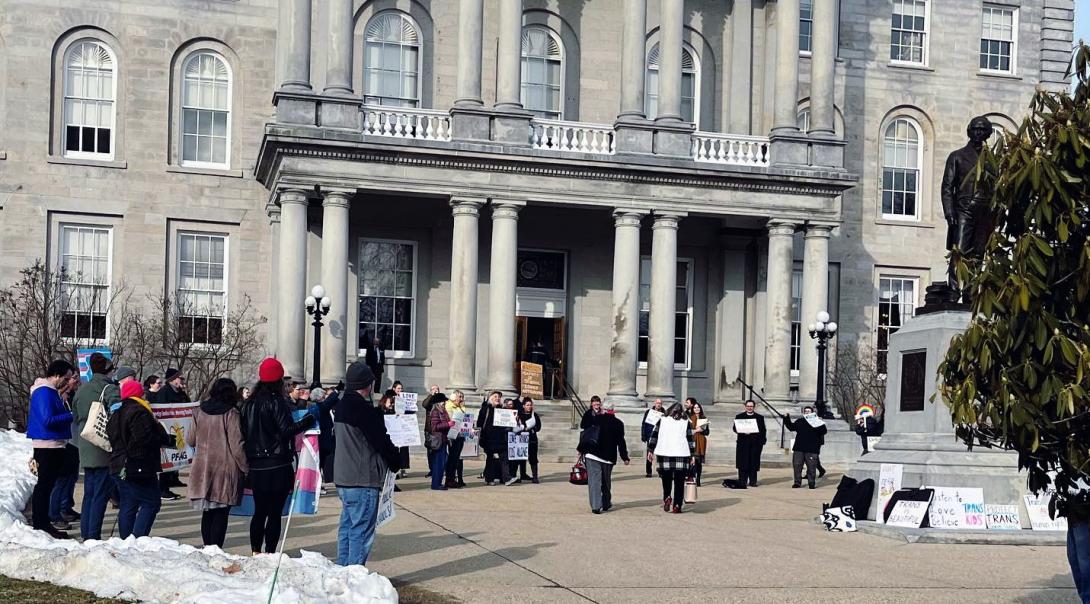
[0,0,1075,406]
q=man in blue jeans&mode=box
[71,354,124,540]
[333,360,402,566]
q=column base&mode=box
[652,120,696,158]
[450,106,492,141]
[491,109,533,146]
[318,95,362,130]
[613,118,656,154]
[273,92,318,126]
[769,132,811,167]
[641,390,677,405]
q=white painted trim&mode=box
[179,51,233,170]
[979,3,1018,76]
[62,39,117,161]
[357,236,418,359]
[889,0,930,67]
[520,25,565,120]
[362,11,424,108]
[56,222,114,344]
[879,117,924,222]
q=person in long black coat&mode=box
[731,400,766,489]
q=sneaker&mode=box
[320,486,329,496]
[671,505,682,514]
[792,483,801,488]
[591,509,601,514]
[504,477,519,486]
[51,520,70,531]
[44,526,70,540]
[663,497,672,512]
[161,490,181,501]
[602,504,612,512]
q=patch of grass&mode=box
[396,583,462,604]
[0,575,128,603]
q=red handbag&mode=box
[569,457,588,485]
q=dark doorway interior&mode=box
[516,316,566,398]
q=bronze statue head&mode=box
[967,116,994,145]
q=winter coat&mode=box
[333,390,402,488]
[580,408,597,430]
[690,413,710,457]
[364,346,386,378]
[107,397,172,482]
[150,383,190,405]
[478,405,511,451]
[186,398,249,506]
[733,411,767,473]
[240,392,315,471]
[586,413,629,464]
[641,408,664,443]
[314,391,339,453]
[786,416,828,454]
[519,410,542,443]
[72,373,120,468]
[426,404,452,449]
[27,381,73,442]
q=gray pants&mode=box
[792,451,819,485]
[585,458,613,511]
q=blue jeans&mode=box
[1068,520,1090,603]
[80,468,115,540]
[429,447,449,490]
[50,471,77,521]
[337,487,381,566]
[117,478,162,539]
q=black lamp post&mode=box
[808,310,838,420]
[305,284,331,389]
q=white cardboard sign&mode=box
[384,414,422,447]
[875,463,903,524]
[985,504,1022,530]
[926,486,985,530]
[1024,493,1068,531]
[734,418,759,434]
[886,500,930,528]
[493,409,518,428]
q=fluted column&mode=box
[455,0,485,107]
[772,0,800,132]
[728,0,753,134]
[280,0,312,91]
[266,204,282,356]
[448,198,485,390]
[485,202,522,394]
[323,0,353,95]
[495,0,524,110]
[798,224,832,400]
[607,209,645,402]
[645,213,683,401]
[763,221,796,400]
[656,0,685,123]
[618,0,648,121]
[320,190,352,384]
[809,0,836,135]
[277,189,309,380]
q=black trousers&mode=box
[445,438,465,482]
[659,469,686,508]
[516,440,539,479]
[738,468,759,486]
[483,445,510,483]
[250,487,292,553]
[201,507,231,547]
[692,458,703,486]
[31,448,66,531]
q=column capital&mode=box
[651,211,686,230]
[321,188,354,208]
[612,208,647,228]
[266,203,282,223]
[767,220,798,237]
[804,223,836,238]
[491,202,523,220]
[278,188,310,206]
[451,196,486,216]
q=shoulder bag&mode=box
[80,385,113,452]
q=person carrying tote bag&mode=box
[79,385,114,452]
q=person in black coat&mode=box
[640,398,665,478]
[582,401,629,514]
[478,391,514,485]
[856,412,882,453]
[364,336,386,391]
[106,381,175,539]
[580,395,603,429]
[784,406,829,489]
[515,397,543,483]
[730,400,767,489]
[151,367,190,499]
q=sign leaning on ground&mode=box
[926,487,986,530]
[886,500,930,528]
[985,504,1022,530]
[876,463,903,524]
[1024,493,1069,531]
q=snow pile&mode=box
[0,429,398,603]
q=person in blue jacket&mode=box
[26,359,77,539]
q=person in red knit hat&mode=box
[107,379,174,538]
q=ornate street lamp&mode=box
[305,284,331,389]
[808,310,838,420]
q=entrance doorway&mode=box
[516,316,566,398]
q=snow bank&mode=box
[0,429,398,603]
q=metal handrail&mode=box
[735,374,787,449]
[551,368,588,429]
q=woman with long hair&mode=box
[240,358,316,555]
[689,401,710,487]
[647,402,695,513]
[390,384,411,478]
[187,377,248,547]
[518,397,542,483]
[444,390,469,488]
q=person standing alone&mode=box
[582,401,630,514]
[730,400,767,489]
[364,336,386,392]
[785,406,828,489]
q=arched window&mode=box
[881,118,923,220]
[363,12,421,107]
[796,108,811,132]
[520,26,563,119]
[645,43,699,124]
[181,52,231,168]
[63,40,116,158]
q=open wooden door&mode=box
[552,317,566,398]
[515,316,529,391]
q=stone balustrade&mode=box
[691,132,771,167]
[530,119,616,154]
[361,105,452,141]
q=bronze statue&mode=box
[940,116,994,300]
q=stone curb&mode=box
[851,520,1065,545]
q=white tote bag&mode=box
[79,385,113,452]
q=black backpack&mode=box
[576,424,600,455]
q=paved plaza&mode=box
[109,457,1075,604]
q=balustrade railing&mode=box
[530,119,616,154]
[361,106,451,141]
[691,132,771,167]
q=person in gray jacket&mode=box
[71,353,123,540]
[334,360,402,566]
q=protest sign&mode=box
[886,500,930,528]
[804,415,825,428]
[154,402,198,471]
[644,409,663,426]
[985,504,1022,530]
[875,464,903,523]
[1024,493,1068,531]
[377,471,397,528]
[520,362,544,399]
[384,414,422,447]
[734,418,758,434]
[396,392,418,413]
[508,432,530,460]
[76,348,111,382]
[926,486,985,529]
[494,409,518,428]
[461,435,480,458]
[867,436,882,451]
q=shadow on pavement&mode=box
[389,543,558,585]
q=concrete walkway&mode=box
[132,459,1074,603]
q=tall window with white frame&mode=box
[796,108,811,133]
[176,232,228,345]
[363,12,421,108]
[59,225,112,340]
[980,5,1016,74]
[876,276,918,374]
[359,239,416,356]
[645,44,699,124]
[63,40,116,158]
[799,0,814,54]
[881,118,922,220]
[637,258,693,369]
[890,0,928,64]
[790,269,803,376]
[520,27,563,119]
[181,52,231,168]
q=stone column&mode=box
[485,202,522,394]
[495,0,523,110]
[277,189,310,381]
[809,0,836,135]
[645,212,683,401]
[771,0,800,132]
[319,190,352,385]
[728,0,753,134]
[281,0,312,91]
[606,209,645,403]
[448,197,485,391]
[763,220,796,400]
[266,204,282,356]
[323,0,353,95]
[618,0,648,121]
[455,0,485,107]
[656,0,685,123]
[797,224,831,400]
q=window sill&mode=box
[887,62,934,73]
[167,165,244,178]
[354,354,432,368]
[977,71,1021,81]
[48,156,127,169]
[875,219,935,229]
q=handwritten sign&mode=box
[508,432,530,460]
[493,409,518,428]
[644,409,663,425]
[376,471,396,528]
[887,500,930,528]
[153,402,199,471]
[926,486,986,529]
[1024,493,1068,531]
[734,418,759,434]
[804,415,825,428]
[384,414,422,447]
[520,362,544,399]
[876,464,903,523]
[396,392,418,413]
[867,436,883,451]
[985,504,1022,530]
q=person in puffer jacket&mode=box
[107,381,174,539]
[26,360,77,539]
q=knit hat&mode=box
[164,367,181,382]
[114,366,137,382]
[258,357,285,383]
[88,352,112,375]
[120,381,145,400]
[345,360,375,391]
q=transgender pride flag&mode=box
[291,429,321,515]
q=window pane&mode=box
[212,111,227,137]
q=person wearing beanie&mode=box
[334,359,401,566]
[71,353,122,540]
[582,399,630,514]
[240,357,316,555]
[106,380,174,539]
[27,359,77,539]
[151,367,189,499]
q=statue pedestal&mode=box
[849,310,1030,527]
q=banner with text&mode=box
[154,402,199,471]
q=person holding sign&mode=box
[517,397,543,483]
[784,406,828,489]
[424,393,454,491]
[730,400,767,489]
[478,392,516,486]
[647,402,695,513]
[107,380,175,539]
[390,383,412,479]
[688,400,710,487]
[444,391,470,488]
[640,399,665,478]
